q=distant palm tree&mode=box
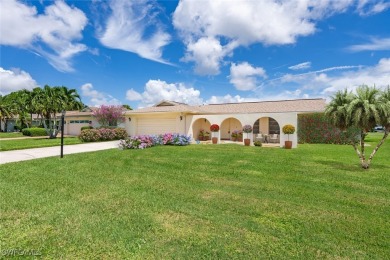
[326,85,390,169]
[0,95,13,132]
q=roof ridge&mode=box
[204,98,325,106]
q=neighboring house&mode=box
[1,118,17,132]
[124,99,327,148]
[62,107,126,136]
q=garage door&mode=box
[137,118,176,135]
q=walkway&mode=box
[0,141,120,165]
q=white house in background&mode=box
[124,98,327,148]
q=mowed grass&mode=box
[0,132,24,139]
[0,137,82,151]
[1,134,389,258]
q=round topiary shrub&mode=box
[282,124,296,135]
[210,124,219,132]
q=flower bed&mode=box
[119,133,192,150]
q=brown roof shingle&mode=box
[128,98,326,114]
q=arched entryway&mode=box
[220,117,242,141]
[253,117,280,144]
[192,118,211,140]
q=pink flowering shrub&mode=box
[118,133,191,150]
[93,105,125,127]
[79,128,128,142]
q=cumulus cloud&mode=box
[229,62,266,91]
[347,37,390,52]
[173,0,376,75]
[99,0,171,64]
[183,37,236,75]
[288,62,312,70]
[126,79,202,107]
[0,0,88,72]
[81,83,121,106]
[0,67,37,95]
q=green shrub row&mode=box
[22,128,48,137]
[298,113,360,144]
[79,128,128,142]
[81,126,93,131]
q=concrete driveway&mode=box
[0,141,120,164]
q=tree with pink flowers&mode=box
[93,105,125,127]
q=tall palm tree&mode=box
[326,85,389,169]
[59,86,83,111]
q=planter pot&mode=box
[231,136,237,141]
[199,136,204,141]
[204,136,210,141]
[244,138,250,146]
[285,141,292,149]
[238,137,243,142]
[212,137,218,144]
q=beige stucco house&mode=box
[124,98,326,148]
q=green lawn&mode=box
[0,132,24,139]
[0,137,82,151]
[1,134,389,258]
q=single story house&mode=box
[123,98,327,148]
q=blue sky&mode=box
[1,0,389,108]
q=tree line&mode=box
[0,85,84,138]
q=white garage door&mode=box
[137,118,176,135]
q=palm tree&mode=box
[59,86,83,111]
[326,85,390,169]
[325,89,353,130]
[0,95,13,132]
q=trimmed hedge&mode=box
[79,128,128,142]
[22,128,48,137]
[81,126,93,131]
[298,113,359,144]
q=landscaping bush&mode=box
[119,133,191,150]
[298,113,360,144]
[81,126,93,131]
[113,128,128,139]
[22,128,48,137]
[79,128,128,142]
[253,140,262,147]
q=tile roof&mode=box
[127,98,327,114]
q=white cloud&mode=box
[321,58,390,94]
[81,83,121,106]
[288,62,312,70]
[183,37,236,75]
[347,37,390,52]
[256,58,390,100]
[126,89,143,101]
[99,0,171,64]
[0,67,37,95]
[206,94,259,104]
[173,0,367,75]
[357,0,390,15]
[126,79,202,107]
[229,62,266,91]
[0,0,88,72]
